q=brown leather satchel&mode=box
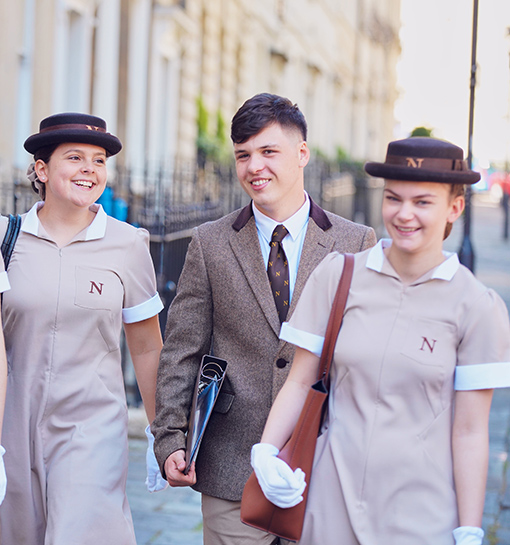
[240,253,355,542]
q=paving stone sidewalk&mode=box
[127,408,204,545]
[127,193,510,545]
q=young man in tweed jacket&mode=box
[152,93,376,544]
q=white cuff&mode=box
[279,322,324,357]
[455,362,510,390]
[123,293,164,323]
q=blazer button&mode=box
[276,358,288,369]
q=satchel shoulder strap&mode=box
[1,214,22,270]
[317,252,354,382]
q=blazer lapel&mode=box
[229,200,336,334]
[229,215,281,336]
[289,218,336,317]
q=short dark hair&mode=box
[231,93,307,144]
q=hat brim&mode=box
[364,162,480,185]
[24,129,122,157]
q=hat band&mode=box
[386,155,468,172]
[40,123,107,134]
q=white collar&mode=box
[21,202,108,241]
[366,239,460,281]
[252,192,310,243]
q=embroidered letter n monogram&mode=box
[420,337,437,353]
[89,281,104,295]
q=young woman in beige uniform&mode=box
[0,113,165,544]
[251,137,510,545]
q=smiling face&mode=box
[233,123,310,221]
[35,143,107,210]
[382,180,464,259]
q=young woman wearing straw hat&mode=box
[252,137,510,545]
[0,113,165,544]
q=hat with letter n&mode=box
[364,136,480,185]
[24,112,122,157]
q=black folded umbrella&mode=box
[185,355,228,475]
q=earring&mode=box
[40,176,46,181]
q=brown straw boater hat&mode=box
[24,112,122,157]
[364,136,480,185]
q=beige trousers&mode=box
[201,494,293,545]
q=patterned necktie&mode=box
[267,224,290,323]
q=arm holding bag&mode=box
[240,253,354,542]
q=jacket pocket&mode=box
[213,374,235,414]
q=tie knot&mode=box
[271,224,288,244]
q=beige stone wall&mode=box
[162,0,401,163]
[0,0,24,176]
[0,0,401,193]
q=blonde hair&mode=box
[26,144,61,200]
[444,184,465,239]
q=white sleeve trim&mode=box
[122,293,164,324]
[279,322,324,358]
[455,362,510,390]
[0,272,10,293]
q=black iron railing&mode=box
[1,156,383,406]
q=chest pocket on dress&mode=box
[400,317,456,367]
[74,267,121,311]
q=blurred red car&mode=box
[488,171,510,199]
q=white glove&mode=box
[0,446,6,505]
[453,526,484,545]
[251,443,306,509]
[144,425,169,492]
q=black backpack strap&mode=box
[1,214,22,270]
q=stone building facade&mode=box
[0,0,400,198]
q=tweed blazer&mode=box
[152,199,376,501]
